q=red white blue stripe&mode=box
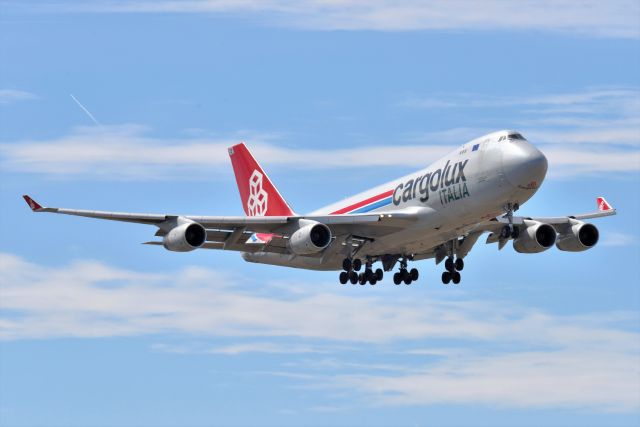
[330,190,394,215]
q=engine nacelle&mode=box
[163,222,206,252]
[288,222,332,255]
[513,221,557,254]
[556,221,599,252]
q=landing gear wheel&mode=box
[409,268,419,281]
[442,271,452,284]
[500,225,511,239]
[358,273,366,285]
[349,271,358,284]
[454,258,464,271]
[402,271,411,285]
[511,227,520,239]
[375,268,383,281]
[445,257,455,272]
[339,271,348,284]
[353,259,362,271]
[342,258,352,272]
[393,272,402,285]
[452,271,461,284]
[369,277,377,285]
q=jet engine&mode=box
[556,221,599,252]
[513,221,557,253]
[289,222,332,255]
[163,222,207,252]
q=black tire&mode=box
[359,273,366,285]
[349,271,358,284]
[511,227,520,239]
[452,271,461,284]
[369,277,377,286]
[404,275,412,285]
[410,268,419,281]
[339,271,348,284]
[455,258,464,271]
[353,259,362,271]
[375,268,383,281]
[445,257,455,272]
[442,271,451,284]
[500,225,511,239]
[393,272,402,285]
[363,269,371,281]
[342,258,352,272]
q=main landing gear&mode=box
[441,256,463,284]
[340,257,383,286]
[440,239,464,285]
[392,257,418,285]
[339,254,422,286]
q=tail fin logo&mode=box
[248,170,268,216]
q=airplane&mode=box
[23,130,616,286]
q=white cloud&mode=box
[543,147,640,178]
[404,88,640,113]
[333,349,640,412]
[152,341,321,355]
[2,88,637,179]
[2,252,638,348]
[0,124,453,179]
[1,117,638,180]
[0,89,37,104]
[403,88,640,177]
[600,231,637,247]
[31,0,640,39]
[1,252,639,411]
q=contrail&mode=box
[70,94,101,127]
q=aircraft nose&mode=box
[502,140,548,190]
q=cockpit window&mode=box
[498,136,506,142]
[508,133,526,140]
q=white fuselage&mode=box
[244,130,548,270]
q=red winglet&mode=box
[23,195,43,211]
[596,196,613,212]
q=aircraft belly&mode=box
[242,251,342,271]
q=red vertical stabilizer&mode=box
[228,143,295,217]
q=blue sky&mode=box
[1,1,639,426]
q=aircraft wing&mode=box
[22,195,417,251]
[484,196,616,247]
[495,196,616,226]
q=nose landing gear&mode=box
[500,202,521,240]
